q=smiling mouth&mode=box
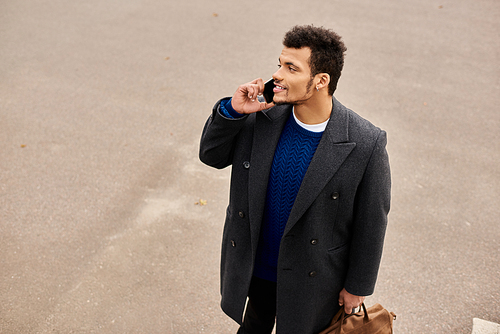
[273,83,286,93]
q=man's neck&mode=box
[293,95,333,125]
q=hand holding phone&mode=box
[230,78,274,114]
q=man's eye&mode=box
[289,67,296,72]
[277,64,282,68]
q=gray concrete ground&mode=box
[1,0,498,333]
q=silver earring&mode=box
[316,86,319,92]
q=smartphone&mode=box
[263,78,274,103]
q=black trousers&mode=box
[237,276,277,334]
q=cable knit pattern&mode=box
[253,114,323,282]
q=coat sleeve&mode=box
[344,129,391,296]
[199,98,249,169]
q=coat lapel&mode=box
[248,105,291,255]
[284,98,356,236]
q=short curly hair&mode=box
[283,25,347,95]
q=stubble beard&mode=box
[273,77,315,106]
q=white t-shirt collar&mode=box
[292,107,329,133]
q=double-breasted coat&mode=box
[199,96,391,334]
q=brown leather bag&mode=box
[318,303,396,334]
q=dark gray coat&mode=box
[199,97,391,334]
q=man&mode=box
[199,25,391,334]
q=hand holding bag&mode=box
[318,303,396,334]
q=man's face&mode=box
[272,47,315,105]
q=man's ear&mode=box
[315,73,331,91]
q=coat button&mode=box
[331,192,339,200]
[310,239,318,245]
[238,211,245,218]
[243,161,250,169]
[309,271,317,277]
[231,240,236,247]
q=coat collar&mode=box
[324,96,351,144]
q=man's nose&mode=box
[272,68,283,81]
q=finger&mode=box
[252,85,266,101]
[249,77,264,88]
[248,78,265,97]
[258,101,274,111]
[247,85,259,101]
[236,84,251,98]
[251,85,260,100]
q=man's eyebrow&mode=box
[278,57,300,68]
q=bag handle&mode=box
[336,303,370,333]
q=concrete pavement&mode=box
[1,0,498,333]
